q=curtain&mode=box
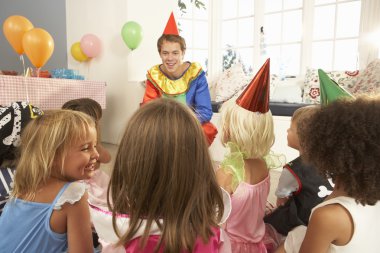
[358,0,380,69]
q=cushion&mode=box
[271,77,303,104]
[214,63,250,102]
[302,68,359,104]
[351,59,380,95]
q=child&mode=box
[62,98,111,205]
[0,101,43,214]
[0,110,98,252]
[217,59,284,253]
[62,98,112,250]
[264,105,333,236]
[277,96,380,253]
[90,98,230,253]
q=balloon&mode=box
[3,15,34,55]
[22,28,54,68]
[71,42,89,62]
[121,21,143,50]
[80,34,101,58]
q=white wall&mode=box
[66,0,177,144]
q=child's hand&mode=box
[276,197,289,207]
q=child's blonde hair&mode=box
[13,110,96,200]
[220,99,275,159]
[108,98,224,253]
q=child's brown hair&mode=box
[298,96,380,205]
[108,98,224,253]
[292,105,319,126]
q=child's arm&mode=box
[299,203,353,253]
[275,168,299,206]
[66,191,94,253]
[216,168,234,194]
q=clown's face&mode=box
[159,40,185,79]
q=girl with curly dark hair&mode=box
[276,96,380,253]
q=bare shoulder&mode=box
[300,203,353,253]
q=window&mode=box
[177,0,363,79]
[176,0,209,73]
[311,0,361,71]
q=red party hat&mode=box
[163,12,179,35]
[236,58,270,113]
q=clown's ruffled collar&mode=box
[146,62,203,95]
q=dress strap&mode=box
[51,182,71,208]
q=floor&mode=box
[101,142,281,205]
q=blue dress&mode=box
[0,183,71,252]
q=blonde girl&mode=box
[0,110,99,253]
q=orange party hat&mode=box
[163,12,179,35]
[236,58,270,113]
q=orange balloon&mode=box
[3,15,34,55]
[22,28,54,68]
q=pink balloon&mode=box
[80,34,101,58]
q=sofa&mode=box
[210,59,380,116]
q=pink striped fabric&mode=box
[0,75,106,109]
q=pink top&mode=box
[125,228,221,253]
[224,176,270,253]
[89,204,231,253]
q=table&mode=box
[0,75,106,109]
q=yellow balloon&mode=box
[71,42,89,62]
[3,15,34,55]
[22,28,54,68]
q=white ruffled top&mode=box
[53,182,86,210]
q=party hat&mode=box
[318,69,353,106]
[236,58,270,113]
[163,12,179,35]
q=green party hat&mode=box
[318,69,353,106]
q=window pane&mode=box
[193,49,209,72]
[222,20,238,47]
[178,1,193,19]
[194,0,209,19]
[315,0,335,5]
[334,39,358,70]
[265,13,282,44]
[283,0,302,10]
[313,5,335,40]
[179,20,193,48]
[336,2,361,38]
[265,0,282,13]
[312,41,333,70]
[283,10,302,42]
[194,21,208,48]
[238,17,254,46]
[185,49,193,62]
[222,48,238,70]
[282,44,301,75]
[266,45,281,75]
[239,0,254,16]
[236,48,254,75]
[223,0,237,19]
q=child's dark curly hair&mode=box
[298,96,380,205]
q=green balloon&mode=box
[121,21,143,50]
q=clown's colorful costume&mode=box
[142,62,217,144]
